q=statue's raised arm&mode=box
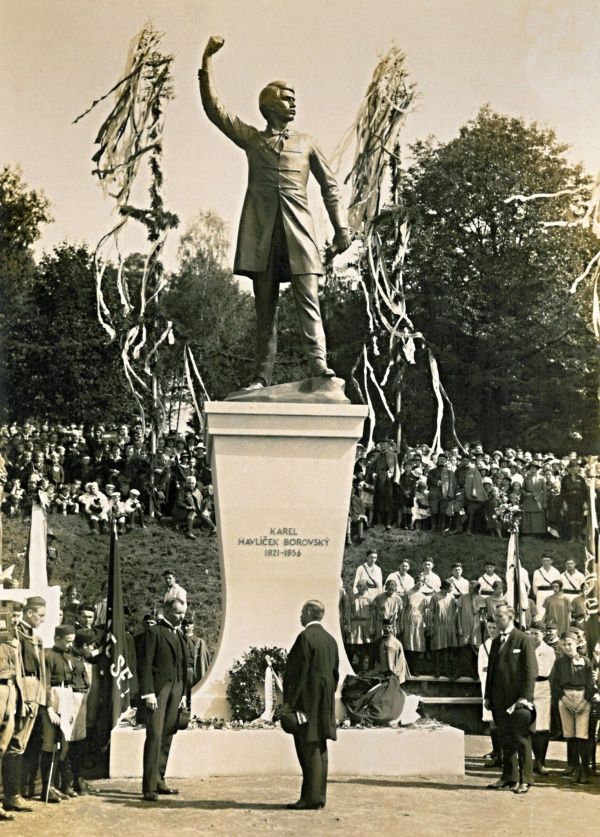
[198,36,254,149]
[196,39,352,393]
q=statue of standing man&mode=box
[198,37,352,391]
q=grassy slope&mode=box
[3,516,584,653]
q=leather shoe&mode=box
[156,785,179,795]
[40,788,62,803]
[244,379,266,391]
[3,795,33,812]
[51,786,69,800]
[487,780,518,790]
[514,783,530,794]
[0,810,16,820]
[310,364,335,378]
[286,800,321,810]
[61,786,78,798]
[143,792,159,802]
[74,779,99,795]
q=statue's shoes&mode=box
[310,364,336,378]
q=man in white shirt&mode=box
[163,570,188,607]
[527,622,556,776]
[448,562,470,598]
[559,559,585,602]
[385,559,414,597]
[477,562,502,598]
[420,559,441,597]
[352,550,383,601]
[531,554,561,613]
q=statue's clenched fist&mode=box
[204,36,225,58]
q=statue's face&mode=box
[266,88,295,124]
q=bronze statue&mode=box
[199,36,351,391]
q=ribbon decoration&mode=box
[428,351,444,457]
[259,660,284,722]
[584,475,599,618]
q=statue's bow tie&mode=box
[264,128,290,153]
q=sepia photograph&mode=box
[0,0,599,834]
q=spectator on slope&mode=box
[345,579,374,673]
[429,580,458,679]
[79,482,110,534]
[124,488,146,530]
[561,460,587,542]
[62,585,81,624]
[172,475,205,540]
[543,580,572,638]
[163,570,188,608]
[521,462,547,536]
[369,439,397,530]
[426,454,446,534]
[397,460,416,530]
[463,458,488,535]
[411,471,431,530]
[346,480,367,545]
[385,559,414,598]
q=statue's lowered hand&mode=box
[204,36,225,57]
[332,228,352,255]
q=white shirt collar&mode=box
[303,620,322,629]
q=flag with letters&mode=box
[104,519,134,731]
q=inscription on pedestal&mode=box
[237,527,330,557]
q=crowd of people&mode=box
[348,440,597,541]
[0,567,209,818]
[342,548,600,787]
[0,420,216,538]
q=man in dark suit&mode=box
[140,598,187,802]
[484,603,538,794]
[283,600,339,810]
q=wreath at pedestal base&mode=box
[226,646,287,722]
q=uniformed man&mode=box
[560,559,586,603]
[41,625,78,803]
[1,595,47,813]
[528,622,556,775]
[420,559,441,597]
[0,600,24,820]
[64,628,97,795]
[477,562,502,598]
[448,562,470,598]
[384,559,415,598]
[532,554,561,614]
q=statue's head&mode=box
[259,80,295,125]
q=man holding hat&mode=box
[2,596,47,813]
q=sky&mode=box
[1,0,600,270]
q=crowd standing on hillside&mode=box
[348,440,598,542]
[0,420,216,539]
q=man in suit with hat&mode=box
[199,36,351,390]
[140,597,188,801]
[283,600,339,810]
[484,603,538,794]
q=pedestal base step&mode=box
[110,724,464,778]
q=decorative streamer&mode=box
[184,345,204,431]
[427,351,445,457]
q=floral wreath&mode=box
[226,645,288,722]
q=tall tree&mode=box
[0,165,52,419]
[392,107,599,450]
[7,243,133,423]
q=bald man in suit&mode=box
[283,600,339,810]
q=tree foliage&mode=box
[384,107,599,450]
[6,244,133,423]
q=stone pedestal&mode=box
[191,400,368,719]
[110,725,465,778]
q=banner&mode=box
[23,502,48,589]
[104,521,134,732]
[584,477,599,618]
[505,531,525,626]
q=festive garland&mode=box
[226,646,287,722]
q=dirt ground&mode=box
[3,737,598,837]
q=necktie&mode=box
[264,128,290,153]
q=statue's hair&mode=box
[303,600,325,621]
[259,80,294,120]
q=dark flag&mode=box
[104,519,134,731]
